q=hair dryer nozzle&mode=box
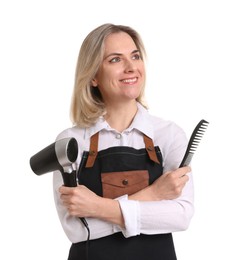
[30,137,78,175]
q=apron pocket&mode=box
[101,170,149,199]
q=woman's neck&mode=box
[104,101,138,133]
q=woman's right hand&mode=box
[129,166,191,201]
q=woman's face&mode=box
[92,32,145,106]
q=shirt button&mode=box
[116,134,121,139]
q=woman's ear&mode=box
[91,78,98,87]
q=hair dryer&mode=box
[30,137,89,229]
[30,137,78,187]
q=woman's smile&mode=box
[120,77,138,84]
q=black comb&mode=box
[179,119,209,167]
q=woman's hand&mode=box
[59,185,101,218]
[129,166,191,201]
[151,166,190,200]
[59,185,125,227]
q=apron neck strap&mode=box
[85,132,160,168]
[143,134,160,164]
[85,132,99,168]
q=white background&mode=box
[0,0,237,259]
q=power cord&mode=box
[80,218,90,260]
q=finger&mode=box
[60,194,70,203]
[59,186,68,194]
[59,186,76,195]
[181,166,191,173]
[175,166,191,177]
[180,174,189,183]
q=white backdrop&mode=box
[0,0,237,259]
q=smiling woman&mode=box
[53,23,194,260]
[70,24,148,128]
[91,32,145,130]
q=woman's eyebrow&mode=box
[104,49,140,60]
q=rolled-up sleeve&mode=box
[117,197,141,237]
[139,172,194,234]
[116,172,194,237]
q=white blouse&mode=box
[53,103,194,243]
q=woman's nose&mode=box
[124,59,136,73]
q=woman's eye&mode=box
[109,57,120,63]
[132,54,141,60]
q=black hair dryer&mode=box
[29,138,78,187]
[30,138,89,228]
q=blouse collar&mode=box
[85,102,154,140]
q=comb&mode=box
[179,119,209,167]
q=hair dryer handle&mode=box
[62,170,77,187]
[62,170,89,229]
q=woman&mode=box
[53,23,194,260]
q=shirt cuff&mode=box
[114,195,140,238]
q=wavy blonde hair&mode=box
[70,23,147,127]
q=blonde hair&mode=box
[70,23,147,127]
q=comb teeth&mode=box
[188,120,209,152]
[179,119,209,167]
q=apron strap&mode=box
[85,132,99,168]
[85,132,160,168]
[143,135,160,164]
